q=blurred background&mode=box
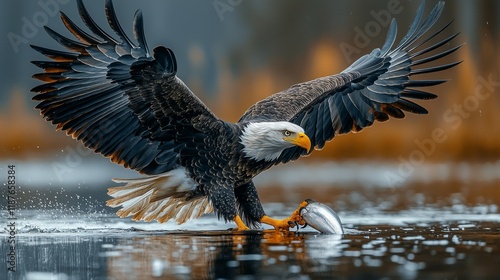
[0,0,498,205]
[1,3,499,279]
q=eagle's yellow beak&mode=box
[285,132,311,152]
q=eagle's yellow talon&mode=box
[260,200,311,231]
[260,215,299,231]
[296,218,307,227]
[233,215,250,231]
[260,216,289,231]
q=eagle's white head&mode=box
[240,121,312,162]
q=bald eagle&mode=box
[31,0,460,230]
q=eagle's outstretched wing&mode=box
[31,0,219,175]
[239,0,461,164]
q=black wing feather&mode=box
[239,0,460,164]
[30,45,78,62]
[31,0,220,175]
[132,10,149,55]
[104,0,136,49]
[60,11,104,45]
[43,26,89,53]
[77,0,118,44]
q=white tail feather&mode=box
[107,168,213,224]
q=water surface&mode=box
[1,162,499,279]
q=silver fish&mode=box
[299,199,344,234]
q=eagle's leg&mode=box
[207,184,250,230]
[260,200,308,231]
[235,181,266,229]
[233,215,250,231]
[235,181,307,231]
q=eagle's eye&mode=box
[283,130,292,137]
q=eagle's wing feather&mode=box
[31,0,218,175]
[239,0,460,164]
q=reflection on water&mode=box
[106,231,307,279]
[2,223,500,279]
